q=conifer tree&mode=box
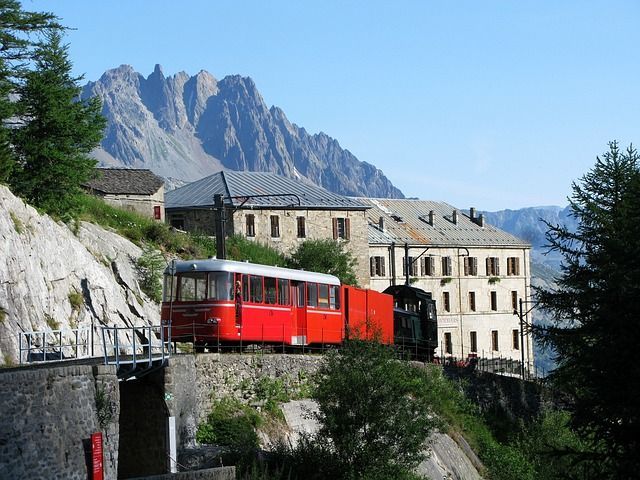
[536,141,640,478]
[12,31,105,215]
[0,0,61,182]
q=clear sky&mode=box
[29,0,640,210]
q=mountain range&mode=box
[81,64,403,198]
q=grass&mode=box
[0,307,6,324]
[68,290,83,311]
[9,211,23,234]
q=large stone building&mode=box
[362,198,533,366]
[83,168,165,221]
[165,171,533,367]
[164,171,371,282]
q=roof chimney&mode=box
[429,210,435,226]
[470,207,476,220]
[477,213,485,227]
[378,216,384,231]
[452,210,458,224]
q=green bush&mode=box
[135,246,166,303]
[196,398,261,452]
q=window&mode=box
[420,256,435,276]
[154,205,161,220]
[242,275,249,302]
[297,216,306,238]
[329,285,340,309]
[318,284,330,308]
[178,272,207,301]
[490,291,497,311]
[163,275,177,302]
[464,256,478,276]
[306,283,318,307]
[370,256,386,277]
[443,292,451,312]
[270,215,280,238]
[470,331,478,353]
[486,256,500,276]
[246,214,255,237]
[507,257,520,276]
[469,291,476,312]
[491,330,499,351]
[403,256,418,276]
[264,277,277,304]
[444,332,452,354]
[332,217,350,240]
[277,278,290,305]
[250,276,263,303]
[513,329,520,350]
[441,256,452,276]
[511,291,518,311]
[207,272,233,300]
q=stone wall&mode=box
[131,466,235,480]
[0,363,120,480]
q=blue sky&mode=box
[29,0,640,210]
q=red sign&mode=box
[91,432,104,480]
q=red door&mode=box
[291,281,307,345]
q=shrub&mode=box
[196,397,261,452]
[135,246,166,303]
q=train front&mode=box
[161,259,237,349]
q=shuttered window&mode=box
[332,217,350,240]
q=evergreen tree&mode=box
[287,239,358,286]
[536,141,640,478]
[12,31,105,215]
[0,0,61,182]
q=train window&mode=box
[427,303,435,320]
[250,276,263,303]
[297,283,305,307]
[163,275,177,302]
[318,284,329,308]
[242,275,250,302]
[178,272,207,301]
[329,286,340,309]
[208,272,233,300]
[278,278,290,305]
[265,277,277,304]
[307,283,318,307]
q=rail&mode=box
[101,325,171,380]
[19,327,90,364]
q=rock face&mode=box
[0,186,160,365]
[82,64,404,198]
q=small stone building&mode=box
[362,198,533,367]
[83,168,165,221]
[165,171,371,283]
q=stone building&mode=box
[164,171,371,283]
[83,168,165,221]
[362,198,533,366]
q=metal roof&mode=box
[166,171,369,210]
[83,168,164,195]
[362,198,530,248]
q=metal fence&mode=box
[19,327,91,365]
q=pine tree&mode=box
[536,141,640,478]
[12,31,105,215]
[0,0,61,182]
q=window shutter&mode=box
[464,257,469,276]
[381,257,385,276]
[370,257,375,276]
[332,218,338,239]
[496,258,500,275]
[516,259,520,276]
[472,257,477,275]
[486,257,490,276]
[345,218,351,240]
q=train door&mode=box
[291,281,307,345]
[234,273,242,327]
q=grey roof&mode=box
[166,171,369,210]
[363,198,530,247]
[83,168,164,195]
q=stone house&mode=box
[164,171,371,283]
[362,198,533,366]
[83,168,165,221]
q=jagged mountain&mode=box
[82,65,404,198]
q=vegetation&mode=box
[197,397,261,452]
[287,239,358,286]
[536,141,640,478]
[67,290,83,311]
[227,235,287,266]
[135,246,165,303]
[11,31,105,216]
[9,211,23,233]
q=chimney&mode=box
[470,207,476,220]
[452,210,458,224]
[429,210,435,226]
[378,216,384,231]
[477,213,485,227]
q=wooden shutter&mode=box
[370,257,375,276]
[345,218,351,240]
[486,257,491,276]
[495,258,500,276]
[332,218,338,239]
[464,257,469,276]
[381,256,385,276]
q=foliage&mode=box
[196,397,261,452]
[9,211,23,233]
[287,239,358,286]
[227,235,287,266]
[10,31,105,216]
[68,290,83,311]
[95,384,116,429]
[535,141,640,478]
[0,306,6,323]
[136,246,166,303]
[0,0,62,183]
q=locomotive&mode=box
[161,258,437,359]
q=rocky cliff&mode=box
[0,186,160,365]
[82,65,404,198]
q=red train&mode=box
[161,258,436,359]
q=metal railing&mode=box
[101,325,171,379]
[19,327,90,365]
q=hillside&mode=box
[82,65,404,198]
[0,186,159,365]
